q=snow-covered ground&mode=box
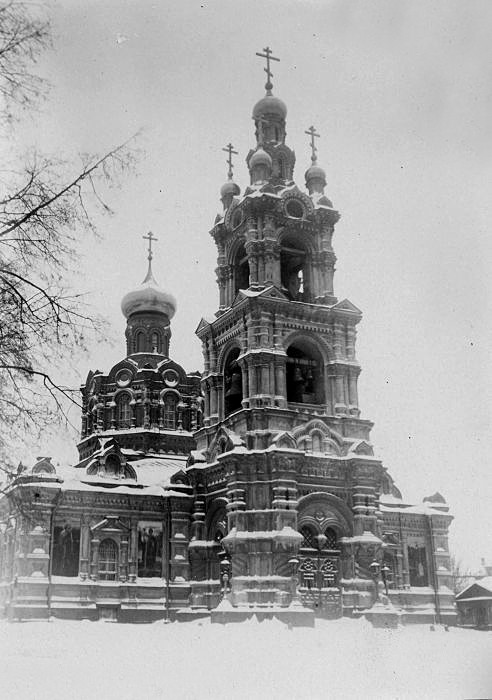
[0,618,490,700]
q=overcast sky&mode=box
[16,0,491,569]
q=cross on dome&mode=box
[255,46,280,93]
[222,143,238,179]
[305,126,320,164]
[142,231,158,284]
[143,231,157,262]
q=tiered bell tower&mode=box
[190,49,397,620]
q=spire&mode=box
[304,125,327,196]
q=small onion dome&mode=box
[305,163,327,195]
[252,93,287,120]
[121,266,176,320]
[249,146,272,170]
[220,178,240,200]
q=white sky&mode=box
[15,0,492,570]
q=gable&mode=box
[457,580,492,600]
[332,298,363,316]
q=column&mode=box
[128,519,138,583]
[79,516,91,580]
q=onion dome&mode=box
[250,146,272,170]
[121,263,176,320]
[305,163,327,195]
[220,178,240,211]
[252,93,287,120]
[220,179,240,199]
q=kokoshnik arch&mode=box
[0,49,456,625]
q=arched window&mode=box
[163,393,178,430]
[136,331,145,353]
[151,332,160,353]
[116,393,131,428]
[286,339,325,405]
[300,525,317,549]
[104,454,120,477]
[224,348,242,416]
[312,433,323,453]
[232,242,249,296]
[280,233,311,301]
[98,539,118,581]
[324,527,339,550]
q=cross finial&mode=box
[255,46,280,93]
[305,125,320,164]
[143,231,157,262]
[222,143,238,179]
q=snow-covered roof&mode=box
[457,576,492,600]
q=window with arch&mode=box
[232,241,249,297]
[136,331,145,353]
[116,393,131,428]
[300,525,317,549]
[324,527,339,550]
[98,538,118,581]
[311,432,323,453]
[151,332,161,353]
[163,393,178,430]
[224,348,243,416]
[286,339,325,405]
[279,232,311,301]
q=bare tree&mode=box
[0,0,51,120]
[449,555,473,595]
[0,2,139,473]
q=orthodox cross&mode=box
[222,143,238,179]
[143,231,158,262]
[255,46,280,92]
[305,125,320,163]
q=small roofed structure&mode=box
[456,571,492,630]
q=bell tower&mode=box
[191,48,389,620]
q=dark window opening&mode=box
[408,544,429,587]
[233,242,249,296]
[280,234,310,301]
[163,394,178,430]
[324,527,339,550]
[224,348,243,416]
[151,332,160,353]
[104,454,121,477]
[52,524,80,576]
[286,341,324,404]
[300,525,317,549]
[138,525,163,578]
[136,331,145,352]
[98,538,118,581]
[116,394,131,429]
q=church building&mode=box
[0,49,456,625]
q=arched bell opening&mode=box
[232,241,249,297]
[224,348,243,417]
[280,233,312,302]
[135,330,145,353]
[286,339,325,405]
